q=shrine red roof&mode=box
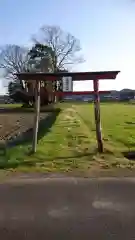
[16,71,120,81]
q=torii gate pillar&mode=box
[93,79,103,152]
[16,71,120,154]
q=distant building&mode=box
[63,94,93,101]
[62,89,135,102]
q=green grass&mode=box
[0,103,22,108]
[74,103,135,151]
[1,102,135,174]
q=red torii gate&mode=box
[17,71,120,153]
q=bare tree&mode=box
[0,44,55,105]
[0,44,30,89]
[32,25,84,71]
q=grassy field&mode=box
[1,102,135,174]
[74,102,135,151]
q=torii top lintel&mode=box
[16,71,120,81]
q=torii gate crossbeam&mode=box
[17,71,120,153]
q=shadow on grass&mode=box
[0,110,60,169]
[125,121,135,125]
[123,151,135,160]
[0,153,94,170]
[0,158,36,169]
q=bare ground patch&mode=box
[0,112,49,143]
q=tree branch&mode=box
[32,25,84,71]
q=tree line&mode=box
[0,25,84,106]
